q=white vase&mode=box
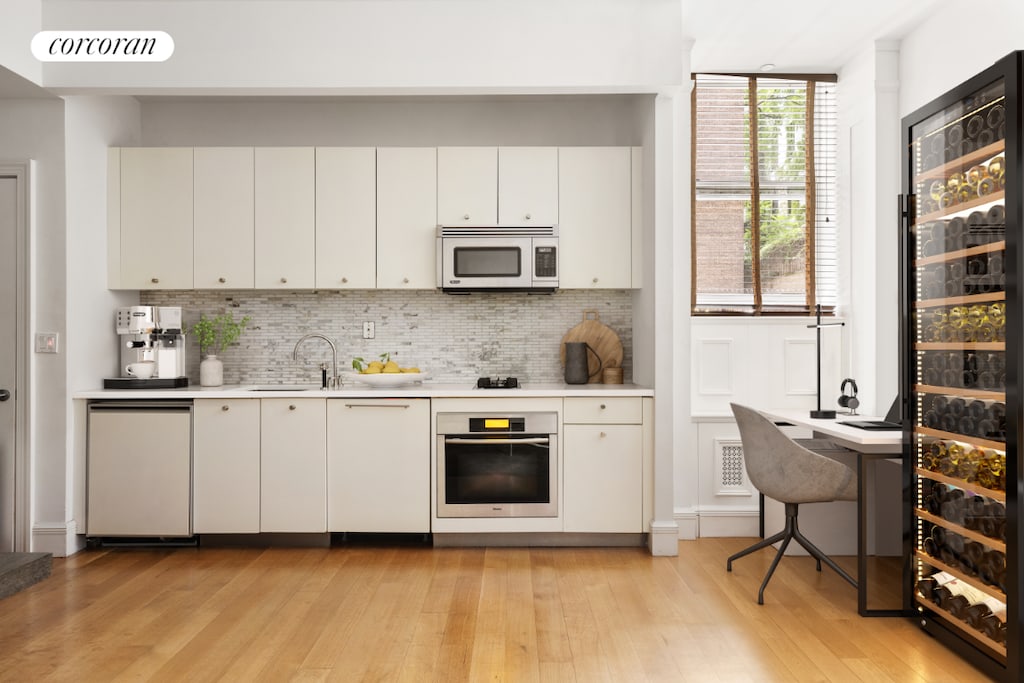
[200,354,224,387]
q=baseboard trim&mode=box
[648,521,680,556]
[32,522,76,558]
[697,510,760,538]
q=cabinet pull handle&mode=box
[345,403,410,409]
[525,213,532,220]
[593,277,599,284]
[402,277,409,284]
[280,277,288,284]
[151,277,159,284]
[341,277,348,284]
[600,404,606,410]
[218,277,226,283]
[463,213,470,220]
[600,431,607,439]
[289,404,296,411]
[222,405,230,411]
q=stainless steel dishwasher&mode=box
[87,401,193,537]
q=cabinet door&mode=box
[376,147,437,288]
[499,147,558,225]
[255,147,315,289]
[260,398,326,532]
[119,147,194,289]
[193,399,260,533]
[437,147,497,226]
[194,148,255,289]
[557,147,632,288]
[563,424,642,533]
[327,399,429,532]
[315,147,376,289]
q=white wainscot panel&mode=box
[783,337,818,396]
[691,335,737,417]
[696,423,758,538]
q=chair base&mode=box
[727,502,857,604]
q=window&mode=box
[692,74,838,315]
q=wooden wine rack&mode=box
[916,191,1006,225]
[914,508,1006,554]
[914,240,1006,268]
[914,385,1005,401]
[915,467,1006,503]
[914,139,1006,184]
[913,549,1006,603]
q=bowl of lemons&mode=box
[347,353,428,387]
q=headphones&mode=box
[838,378,860,412]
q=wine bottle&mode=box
[981,611,1007,645]
[987,155,1004,176]
[945,216,966,251]
[977,176,996,197]
[917,570,956,602]
[965,255,987,277]
[956,183,977,204]
[986,104,1006,130]
[940,489,967,526]
[986,203,1005,227]
[946,123,964,149]
[966,165,988,185]
[965,114,985,140]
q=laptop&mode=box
[841,396,902,431]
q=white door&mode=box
[0,175,20,551]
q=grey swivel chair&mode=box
[727,403,859,604]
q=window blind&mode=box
[692,74,838,314]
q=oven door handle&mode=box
[443,437,550,445]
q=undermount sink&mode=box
[246,384,321,392]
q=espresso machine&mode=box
[103,306,189,388]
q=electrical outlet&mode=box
[362,321,375,339]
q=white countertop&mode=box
[759,408,902,454]
[74,382,654,400]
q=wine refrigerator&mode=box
[900,51,1021,681]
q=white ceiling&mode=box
[1,0,945,98]
[683,0,944,73]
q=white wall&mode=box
[41,0,683,94]
[0,0,42,85]
[138,97,645,147]
[899,1,1024,116]
[837,43,901,418]
[0,98,66,553]
[63,95,141,554]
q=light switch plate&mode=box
[35,332,59,354]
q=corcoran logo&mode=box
[31,31,174,62]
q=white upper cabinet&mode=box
[118,147,194,289]
[315,147,377,289]
[437,147,497,226]
[557,146,632,289]
[255,147,315,289]
[194,147,255,289]
[498,146,558,226]
[376,147,438,289]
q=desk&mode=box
[760,409,904,617]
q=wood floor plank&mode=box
[0,539,1000,682]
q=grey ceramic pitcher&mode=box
[564,342,603,384]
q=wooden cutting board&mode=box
[560,310,624,383]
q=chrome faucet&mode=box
[293,333,340,389]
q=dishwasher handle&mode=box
[88,401,193,412]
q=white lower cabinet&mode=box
[193,399,261,533]
[260,398,327,532]
[562,397,647,533]
[327,398,430,533]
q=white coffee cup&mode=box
[126,361,156,379]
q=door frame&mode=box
[0,161,32,552]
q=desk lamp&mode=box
[808,304,844,418]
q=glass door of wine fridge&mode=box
[901,51,1019,682]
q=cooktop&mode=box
[476,377,520,389]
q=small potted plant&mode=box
[191,311,251,387]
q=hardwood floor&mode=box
[0,538,997,682]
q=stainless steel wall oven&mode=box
[436,411,558,518]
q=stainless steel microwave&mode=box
[436,225,558,293]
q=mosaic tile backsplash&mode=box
[141,290,633,386]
